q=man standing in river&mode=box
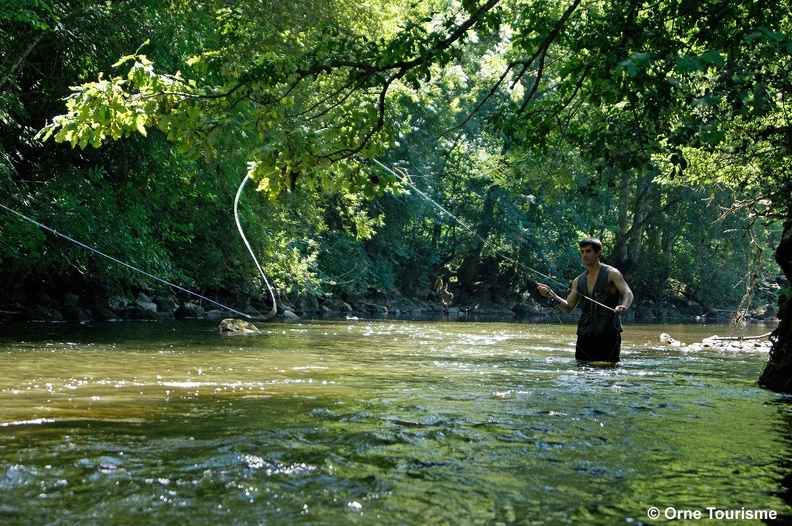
[537,237,634,363]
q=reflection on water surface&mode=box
[0,319,790,524]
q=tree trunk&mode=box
[453,185,498,303]
[758,219,792,392]
[615,170,632,265]
[613,169,654,276]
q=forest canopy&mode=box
[2,0,790,320]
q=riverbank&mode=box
[0,286,780,325]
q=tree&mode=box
[1,0,356,309]
[29,0,792,386]
[0,0,186,301]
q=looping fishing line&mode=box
[1,175,279,320]
[234,175,278,318]
[369,158,615,312]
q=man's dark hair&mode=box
[579,237,603,253]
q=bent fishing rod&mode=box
[368,158,616,313]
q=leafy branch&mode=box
[37,1,504,198]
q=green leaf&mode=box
[112,54,138,68]
[700,50,725,67]
[674,56,702,74]
[135,114,148,136]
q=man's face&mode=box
[579,245,599,266]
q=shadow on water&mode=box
[768,396,792,525]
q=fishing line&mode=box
[233,174,278,319]
[1,201,253,318]
[369,158,616,312]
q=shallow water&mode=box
[0,319,790,525]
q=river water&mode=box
[0,318,790,525]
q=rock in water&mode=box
[218,318,260,333]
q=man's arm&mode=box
[609,268,634,316]
[537,280,579,314]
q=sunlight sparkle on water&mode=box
[0,319,787,525]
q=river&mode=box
[0,318,790,525]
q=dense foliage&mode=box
[2,0,789,322]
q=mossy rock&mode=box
[218,318,260,333]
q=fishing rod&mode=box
[369,158,616,313]
[0,201,257,319]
